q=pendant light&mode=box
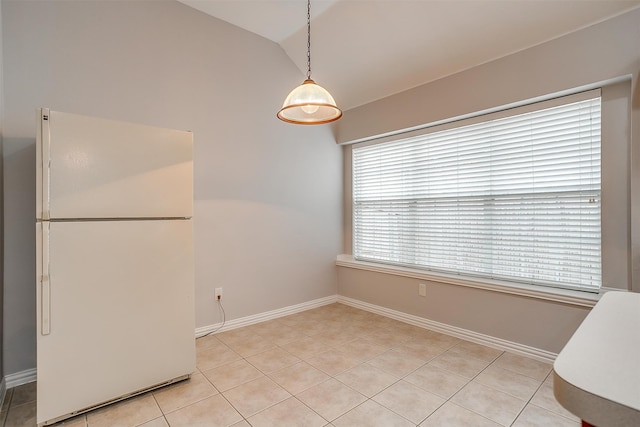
[277,0,342,125]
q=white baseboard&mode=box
[195,295,339,337]
[337,295,558,364]
[5,368,37,389]
[6,292,556,389]
[4,296,340,391]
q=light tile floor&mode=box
[1,303,580,426]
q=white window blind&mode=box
[353,94,601,292]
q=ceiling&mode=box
[178,0,640,111]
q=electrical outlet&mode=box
[215,287,223,299]
[418,283,427,297]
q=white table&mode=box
[553,291,640,427]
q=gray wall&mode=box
[337,8,640,354]
[2,0,342,376]
[0,0,4,382]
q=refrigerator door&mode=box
[36,108,193,220]
[36,219,195,425]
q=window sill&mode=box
[336,254,621,308]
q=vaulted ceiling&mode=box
[178,0,640,111]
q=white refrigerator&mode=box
[35,109,196,426]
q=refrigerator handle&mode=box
[41,108,51,220]
[41,222,51,335]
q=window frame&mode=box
[350,89,603,294]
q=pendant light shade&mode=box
[277,79,342,124]
[277,0,342,125]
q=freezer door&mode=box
[36,109,193,220]
[36,220,195,425]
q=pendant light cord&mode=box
[306,0,312,80]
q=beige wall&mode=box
[1,0,342,376]
[338,268,592,354]
[337,8,639,354]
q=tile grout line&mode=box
[297,325,420,425]
[233,308,547,426]
[176,308,538,427]
[432,351,504,425]
[520,371,581,425]
[243,347,332,426]
[1,389,13,427]
[219,324,382,425]
[441,350,518,426]
[196,366,251,426]
[508,370,550,426]
[287,393,330,426]
[308,331,452,425]
[355,353,435,426]
[148,390,170,427]
[26,305,564,427]
[385,339,505,425]
[328,336,502,425]
[230,317,473,425]
[455,351,563,426]
[198,345,252,424]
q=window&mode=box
[352,93,601,292]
